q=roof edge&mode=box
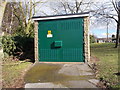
[32,12,89,21]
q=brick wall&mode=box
[84,17,90,62]
[34,21,39,62]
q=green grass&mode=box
[2,58,32,88]
[91,43,119,87]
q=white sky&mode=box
[5,0,118,38]
[35,0,117,38]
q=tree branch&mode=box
[61,1,68,14]
[112,0,119,14]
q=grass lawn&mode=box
[90,43,119,88]
[2,57,32,88]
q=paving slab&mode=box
[78,70,94,76]
[58,64,94,76]
[65,80,98,88]
[58,64,79,76]
[25,83,67,88]
[76,64,93,71]
[25,63,99,88]
[88,79,100,86]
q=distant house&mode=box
[97,38,112,43]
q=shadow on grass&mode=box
[114,72,120,76]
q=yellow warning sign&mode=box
[48,30,51,34]
[47,30,53,38]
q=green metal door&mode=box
[38,18,84,62]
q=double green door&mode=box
[38,18,84,62]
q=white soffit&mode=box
[32,13,89,21]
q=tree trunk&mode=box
[115,22,120,48]
[0,2,6,28]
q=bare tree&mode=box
[49,0,93,15]
[2,0,43,36]
[2,2,18,34]
[93,0,119,48]
[12,0,42,36]
[0,1,6,29]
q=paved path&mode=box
[25,63,100,89]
